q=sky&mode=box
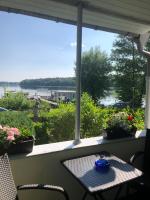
[0,11,117,82]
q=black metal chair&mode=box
[0,153,69,200]
[129,132,150,198]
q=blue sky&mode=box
[0,11,117,82]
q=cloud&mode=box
[70,42,76,47]
[70,42,85,48]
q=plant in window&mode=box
[0,125,20,154]
[104,112,137,140]
[0,125,34,155]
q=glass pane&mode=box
[80,31,145,139]
[0,12,76,145]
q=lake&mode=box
[0,86,118,106]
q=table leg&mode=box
[97,193,106,200]
[114,185,123,200]
[126,183,130,196]
[93,194,100,200]
[82,192,106,200]
[82,192,88,200]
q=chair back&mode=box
[0,153,17,200]
[144,130,150,172]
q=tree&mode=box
[111,35,147,108]
[20,77,75,89]
[81,47,111,101]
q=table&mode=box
[63,152,142,200]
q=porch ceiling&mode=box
[0,0,150,35]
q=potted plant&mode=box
[104,112,137,140]
[0,125,34,155]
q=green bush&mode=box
[81,93,116,138]
[131,108,144,130]
[81,93,101,137]
[0,92,33,111]
[0,111,34,137]
[40,100,51,111]
[37,93,116,142]
[36,93,145,143]
[34,122,49,145]
[0,92,144,144]
[40,103,75,143]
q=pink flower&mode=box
[7,130,15,137]
[7,135,15,141]
[10,128,20,136]
[0,125,3,130]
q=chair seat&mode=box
[0,154,69,200]
[127,173,150,200]
[119,192,146,200]
[134,172,150,188]
[119,192,140,200]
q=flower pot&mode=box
[104,126,137,140]
[0,148,7,156]
[7,136,34,155]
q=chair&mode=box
[0,153,69,200]
[129,132,150,198]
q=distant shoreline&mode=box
[0,77,76,89]
[0,82,19,86]
[0,84,76,91]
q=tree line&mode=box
[19,34,149,108]
[20,77,76,89]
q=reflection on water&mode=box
[0,86,74,96]
[0,86,118,106]
[100,95,118,106]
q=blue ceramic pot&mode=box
[95,159,110,172]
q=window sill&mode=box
[10,130,145,159]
